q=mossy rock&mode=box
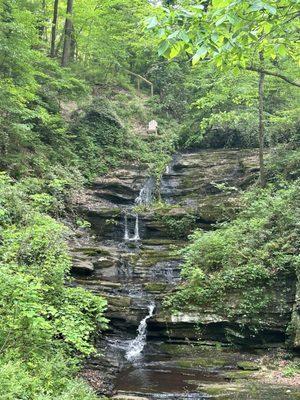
[160,343,192,356]
[223,370,256,380]
[78,280,121,288]
[160,343,227,357]
[94,207,122,217]
[199,383,245,397]
[144,282,168,293]
[176,357,227,369]
[136,249,181,268]
[105,295,131,307]
[196,194,239,222]
[237,361,260,371]
[141,238,185,246]
[79,247,111,256]
[125,241,139,249]
[113,396,150,400]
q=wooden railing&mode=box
[125,70,154,97]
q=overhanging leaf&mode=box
[146,16,158,29]
[192,45,208,65]
[158,40,170,56]
[216,15,227,26]
[169,42,184,59]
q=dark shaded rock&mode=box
[72,253,94,274]
[290,269,300,349]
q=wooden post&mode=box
[125,70,154,97]
[137,77,141,93]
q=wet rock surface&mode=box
[70,149,300,398]
[108,343,300,400]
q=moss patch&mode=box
[223,370,256,380]
[237,361,260,371]
[72,247,111,256]
[176,357,227,369]
[144,283,169,293]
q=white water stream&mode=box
[124,214,130,241]
[125,302,155,362]
[124,177,154,241]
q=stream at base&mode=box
[107,338,300,400]
[115,355,218,399]
[108,338,217,399]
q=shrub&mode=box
[0,173,107,399]
[167,180,300,324]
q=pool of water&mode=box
[115,364,222,394]
[111,341,300,400]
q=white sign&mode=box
[148,120,158,133]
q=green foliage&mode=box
[0,170,83,225]
[177,64,299,149]
[71,91,178,178]
[0,55,88,176]
[282,361,300,378]
[161,214,197,239]
[71,0,158,82]
[150,0,300,150]
[267,147,300,181]
[167,176,300,324]
[0,175,107,399]
[0,0,88,177]
[148,62,190,120]
[152,0,299,70]
[0,353,98,400]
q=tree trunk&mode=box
[61,0,74,67]
[258,63,266,188]
[38,0,47,40]
[55,33,63,56]
[50,0,59,57]
[70,34,77,61]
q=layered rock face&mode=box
[72,149,297,347]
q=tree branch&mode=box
[246,66,300,88]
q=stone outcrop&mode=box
[75,149,260,239]
[71,149,298,348]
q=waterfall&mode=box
[133,214,140,241]
[125,302,155,362]
[124,213,130,241]
[135,177,154,206]
[124,213,140,242]
[124,178,155,242]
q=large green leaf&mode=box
[192,45,208,65]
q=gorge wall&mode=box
[71,149,297,348]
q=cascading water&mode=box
[124,177,155,241]
[125,302,155,362]
[123,212,141,241]
[135,177,155,205]
[133,213,140,241]
[124,213,130,241]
